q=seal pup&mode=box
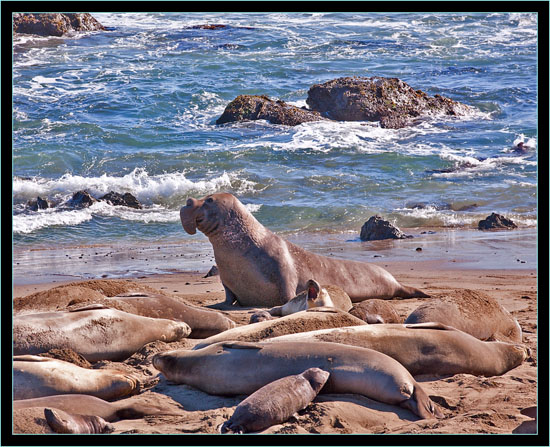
[180,193,429,306]
[265,323,529,377]
[349,299,402,324]
[44,408,114,434]
[220,367,330,433]
[249,310,273,323]
[13,304,191,362]
[404,289,522,342]
[193,307,366,350]
[13,355,140,401]
[106,292,236,338]
[153,340,442,419]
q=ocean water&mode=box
[12,12,538,279]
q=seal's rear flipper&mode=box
[398,286,430,299]
[400,385,443,420]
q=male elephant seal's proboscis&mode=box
[13,304,191,362]
[265,323,529,377]
[180,193,429,307]
[220,367,330,433]
[13,355,140,401]
[153,340,442,419]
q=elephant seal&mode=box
[153,340,442,419]
[349,299,402,324]
[404,289,522,342]
[220,367,330,433]
[265,322,529,377]
[13,394,172,421]
[13,355,140,401]
[268,280,353,317]
[193,307,367,350]
[249,310,273,324]
[106,292,236,338]
[180,193,429,306]
[44,408,114,434]
[13,304,191,362]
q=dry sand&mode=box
[11,262,540,438]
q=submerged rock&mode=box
[359,215,412,241]
[216,95,327,126]
[306,76,472,129]
[13,13,105,37]
[478,213,517,231]
[100,191,142,209]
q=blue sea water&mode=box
[12,13,538,264]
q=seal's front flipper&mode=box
[223,284,238,306]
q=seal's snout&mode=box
[181,198,201,235]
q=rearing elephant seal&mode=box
[181,193,428,306]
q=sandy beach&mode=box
[12,247,540,438]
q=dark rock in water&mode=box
[191,24,228,30]
[100,191,142,209]
[478,213,517,231]
[360,215,412,241]
[204,265,219,278]
[13,13,105,37]
[216,95,327,126]
[511,142,528,154]
[27,196,50,211]
[67,191,97,208]
[306,76,472,129]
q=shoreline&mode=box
[13,226,537,286]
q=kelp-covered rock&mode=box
[360,215,412,241]
[13,13,105,37]
[478,213,517,231]
[216,95,327,126]
[306,76,472,129]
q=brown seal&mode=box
[13,394,172,421]
[266,322,529,377]
[404,289,522,342]
[44,408,114,434]
[106,292,236,338]
[13,355,140,401]
[193,307,367,350]
[220,367,330,433]
[180,193,429,306]
[268,280,353,317]
[153,340,442,419]
[349,299,402,324]
[13,304,191,362]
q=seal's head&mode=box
[180,193,246,237]
[306,279,334,309]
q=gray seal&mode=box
[180,193,429,306]
[153,340,442,419]
[220,367,330,433]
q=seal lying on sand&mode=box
[106,292,235,338]
[220,368,330,433]
[404,289,522,342]
[180,193,429,306]
[268,280,352,317]
[349,299,402,324]
[13,304,191,362]
[265,323,529,377]
[13,355,140,401]
[44,408,114,434]
[153,340,442,419]
[193,307,367,350]
[13,394,172,422]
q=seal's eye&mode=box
[206,198,214,203]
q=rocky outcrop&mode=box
[27,197,50,211]
[216,95,327,126]
[67,190,97,208]
[100,191,142,209]
[306,76,472,129]
[478,213,517,231]
[13,13,105,37]
[359,215,412,241]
